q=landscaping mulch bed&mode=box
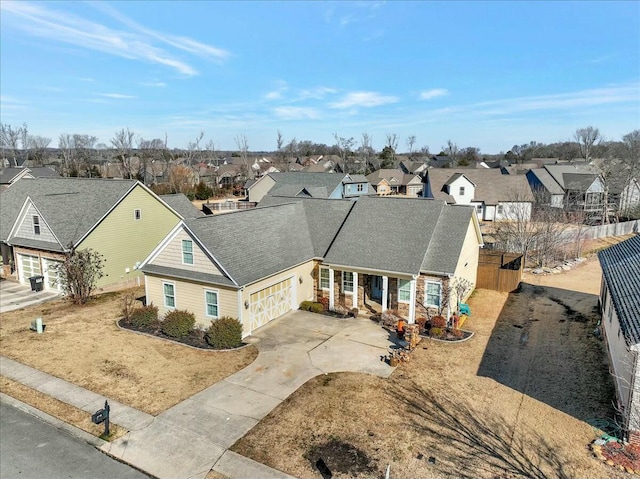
[592,441,640,475]
[420,329,473,342]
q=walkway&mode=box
[1,310,397,479]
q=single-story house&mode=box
[422,168,535,221]
[0,177,183,290]
[598,235,640,443]
[140,196,483,337]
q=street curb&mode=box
[0,392,107,448]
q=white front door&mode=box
[249,278,293,332]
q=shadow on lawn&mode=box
[476,282,616,423]
[394,382,573,479]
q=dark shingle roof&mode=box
[324,196,476,276]
[160,194,204,218]
[598,235,640,346]
[527,168,565,195]
[1,177,138,246]
[184,202,315,286]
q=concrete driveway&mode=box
[103,310,397,479]
[0,279,60,314]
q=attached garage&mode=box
[248,277,293,332]
[43,258,64,291]
[18,253,41,285]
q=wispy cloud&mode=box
[100,93,137,99]
[141,81,167,88]
[264,80,289,101]
[273,106,319,120]
[0,95,27,110]
[329,91,398,109]
[420,88,449,100]
[1,1,228,76]
[79,77,95,82]
[298,87,337,100]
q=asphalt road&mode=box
[0,402,150,479]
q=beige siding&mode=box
[14,202,58,244]
[453,218,480,294]
[145,274,239,329]
[152,229,223,276]
[77,185,181,288]
[247,176,276,203]
[241,261,315,335]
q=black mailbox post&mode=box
[91,400,110,436]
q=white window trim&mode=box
[33,215,41,235]
[182,239,194,265]
[319,267,330,290]
[497,204,504,214]
[425,280,442,308]
[357,183,364,192]
[459,186,465,195]
[204,289,219,318]
[342,271,354,294]
[134,209,142,221]
[398,279,411,303]
[163,281,176,309]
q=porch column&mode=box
[408,277,417,324]
[352,271,358,310]
[381,275,388,312]
[329,267,335,310]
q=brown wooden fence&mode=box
[476,250,523,292]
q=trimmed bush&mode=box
[161,310,195,338]
[318,296,329,311]
[205,316,243,349]
[130,305,159,328]
[310,303,324,314]
[430,327,443,337]
[299,301,314,311]
[431,315,447,329]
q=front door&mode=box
[371,275,382,301]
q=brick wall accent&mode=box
[629,430,640,445]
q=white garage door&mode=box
[43,258,64,291]
[407,185,422,196]
[19,254,41,284]
[249,278,293,332]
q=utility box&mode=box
[29,275,44,292]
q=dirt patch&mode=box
[304,438,379,477]
[0,288,258,415]
[232,252,625,479]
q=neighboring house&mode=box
[247,172,374,203]
[598,235,640,443]
[216,164,245,187]
[399,160,429,176]
[366,169,423,196]
[141,196,483,337]
[0,166,60,191]
[159,194,205,219]
[0,178,182,290]
[423,169,534,221]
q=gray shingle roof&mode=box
[160,194,204,219]
[544,164,596,189]
[527,168,565,195]
[323,196,476,276]
[1,177,138,246]
[143,263,237,288]
[366,169,419,186]
[426,169,534,204]
[598,235,640,346]
[184,202,316,286]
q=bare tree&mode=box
[574,126,601,161]
[234,133,251,179]
[58,133,74,175]
[19,123,30,166]
[168,164,195,193]
[358,132,376,173]
[54,248,104,305]
[28,135,51,166]
[406,135,417,159]
[111,128,135,179]
[443,140,459,165]
[73,134,97,177]
[1,123,23,167]
[385,133,399,164]
[333,133,356,174]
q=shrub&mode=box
[431,315,447,328]
[318,296,329,311]
[121,291,137,322]
[416,316,428,330]
[430,327,443,337]
[161,310,195,338]
[309,303,324,314]
[130,305,159,328]
[205,316,243,349]
[300,301,314,311]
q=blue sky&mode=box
[1,1,638,153]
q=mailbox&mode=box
[91,409,106,424]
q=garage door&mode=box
[43,258,64,291]
[19,254,41,284]
[249,278,293,331]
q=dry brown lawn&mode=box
[0,288,257,415]
[233,238,634,479]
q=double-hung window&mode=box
[398,279,411,303]
[182,239,194,265]
[320,267,330,290]
[425,281,441,308]
[33,216,41,235]
[342,271,354,293]
[134,209,142,221]
[205,290,218,318]
[163,282,176,308]
[459,186,465,195]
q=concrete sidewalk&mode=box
[1,310,396,479]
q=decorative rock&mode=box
[561,265,571,271]
[607,460,615,466]
[532,268,543,274]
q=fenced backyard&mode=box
[476,251,523,293]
